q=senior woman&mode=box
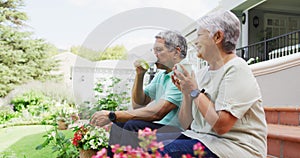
[160,10,267,158]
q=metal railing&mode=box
[236,30,300,64]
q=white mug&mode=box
[176,63,192,75]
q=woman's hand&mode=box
[171,72,181,91]
[172,64,198,95]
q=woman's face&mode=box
[194,29,219,61]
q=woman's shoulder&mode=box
[226,57,251,71]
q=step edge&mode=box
[264,106,300,112]
[267,124,300,143]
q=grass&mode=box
[0,125,74,158]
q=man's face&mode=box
[152,38,176,69]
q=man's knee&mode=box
[122,120,145,131]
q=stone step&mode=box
[267,155,279,158]
[267,124,300,158]
[264,106,300,126]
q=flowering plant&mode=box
[92,127,205,158]
[36,126,79,158]
[72,124,109,150]
[55,105,78,122]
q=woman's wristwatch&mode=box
[190,88,205,99]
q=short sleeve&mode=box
[215,63,261,119]
[144,71,182,107]
[144,72,160,99]
[163,81,182,107]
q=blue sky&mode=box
[23,0,219,50]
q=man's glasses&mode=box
[151,45,179,54]
[150,47,165,54]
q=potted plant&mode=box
[71,124,109,158]
[55,106,78,130]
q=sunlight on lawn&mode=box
[0,125,53,153]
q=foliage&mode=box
[0,0,61,97]
[70,45,99,61]
[76,101,94,120]
[50,103,78,127]
[5,87,77,126]
[0,105,19,124]
[36,126,79,158]
[10,90,54,116]
[98,45,127,60]
[93,77,130,112]
[70,45,127,61]
[0,0,27,26]
[54,106,77,121]
[71,124,109,151]
[247,57,260,65]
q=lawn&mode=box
[0,125,74,158]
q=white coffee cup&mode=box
[176,63,192,75]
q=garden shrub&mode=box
[0,106,19,124]
[10,90,54,116]
[77,77,130,120]
[36,126,78,158]
[93,77,130,112]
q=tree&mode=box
[70,45,128,61]
[70,45,99,61]
[98,45,127,60]
[0,0,60,97]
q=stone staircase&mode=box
[265,106,300,158]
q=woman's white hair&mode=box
[197,10,240,53]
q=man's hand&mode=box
[90,110,111,127]
[134,59,149,75]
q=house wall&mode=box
[248,9,300,45]
[256,65,300,106]
[250,53,300,106]
[72,67,137,104]
[248,9,265,44]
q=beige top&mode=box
[183,57,267,158]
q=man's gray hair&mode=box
[155,30,187,58]
[197,10,240,53]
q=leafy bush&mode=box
[36,126,78,158]
[3,81,78,126]
[0,106,19,124]
[93,77,130,112]
[70,45,127,61]
[10,91,54,116]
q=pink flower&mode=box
[181,154,193,158]
[193,142,204,151]
[92,148,107,158]
[193,142,205,157]
[111,144,121,153]
[138,127,157,137]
